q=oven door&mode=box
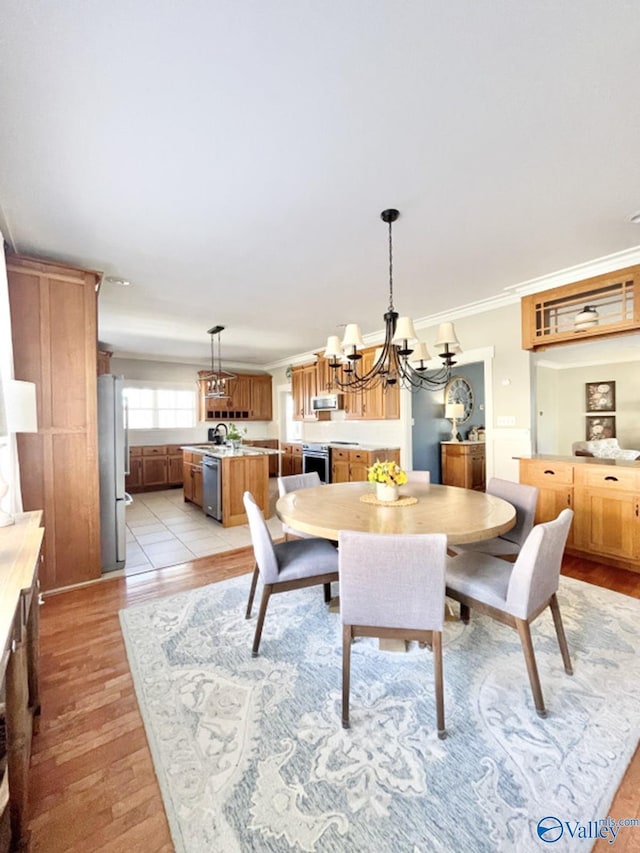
[302,450,330,484]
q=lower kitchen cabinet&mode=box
[182,452,203,507]
[441,442,486,491]
[331,447,400,483]
[244,439,279,476]
[126,445,184,492]
[281,443,303,476]
[519,456,640,572]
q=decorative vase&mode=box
[376,483,399,502]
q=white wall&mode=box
[111,357,277,446]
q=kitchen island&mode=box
[181,444,280,527]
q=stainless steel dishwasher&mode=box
[202,455,222,521]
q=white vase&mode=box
[376,483,399,502]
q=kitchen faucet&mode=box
[213,423,228,444]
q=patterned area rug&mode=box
[119,575,640,853]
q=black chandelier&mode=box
[323,209,461,392]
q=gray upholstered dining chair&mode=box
[448,478,539,561]
[245,471,332,618]
[277,472,322,540]
[405,470,431,483]
[339,530,448,739]
[243,491,339,657]
[445,508,574,718]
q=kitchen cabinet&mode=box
[519,456,640,572]
[281,443,303,476]
[125,447,143,491]
[126,445,184,492]
[292,364,322,421]
[249,375,273,420]
[331,447,400,483]
[244,439,279,476]
[293,348,399,421]
[182,451,203,507]
[441,442,486,491]
[198,372,273,421]
[8,254,101,591]
[573,464,640,564]
[221,453,269,526]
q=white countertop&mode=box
[182,444,281,457]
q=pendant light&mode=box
[202,325,236,399]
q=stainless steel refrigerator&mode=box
[98,374,130,571]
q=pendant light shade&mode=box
[202,326,236,399]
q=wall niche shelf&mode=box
[521,265,640,351]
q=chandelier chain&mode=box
[388,218,394,313]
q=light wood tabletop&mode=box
[276,481,516,544]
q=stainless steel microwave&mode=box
[311,393,344,412]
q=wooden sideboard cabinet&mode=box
[519,456,640,573]
[0,512,43,851]
[441,442,486,491]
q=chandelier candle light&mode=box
[323,209,462,392]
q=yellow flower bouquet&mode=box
[367,460,407,486]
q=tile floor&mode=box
[124,482,283,576]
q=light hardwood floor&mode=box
[25,550,639,852]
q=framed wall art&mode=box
[585,381,616,412]
[585,415,616,441]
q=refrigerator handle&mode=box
[123,396,130,475]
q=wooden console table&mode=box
[0,511,43,851]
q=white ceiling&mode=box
[1,1,640,367]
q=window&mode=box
[124,385,196,429]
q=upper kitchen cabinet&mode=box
[198,372,272,421]
[292,350,399,421]
[7,254,102,591]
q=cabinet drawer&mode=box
[129,446,143,457]
[292,445,303,456]
[142,445,168,456]
[522,460,574,485]
[166,444,183,455]
[575,465,640,491]
[332,449,349,461]
[469,445,485,458]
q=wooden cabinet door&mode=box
[168,455,183,485]
[291,367,305,421]
[573,488,638,559]
[316,355,331,393]
[142,457,167,487]
[302,364,317,420]
[332,460,350,483]
[192,465,203,507]
[250,375,273,420]
[183,463,194,501]
[125,458,144,490]
[349,450,370,482]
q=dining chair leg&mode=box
[549,594,573,675]
[460,603,470,624]
[432,631,446,739]
[245,564,259,619]
[252,584,273,658]
[515,617,546,717]
[323,582,332,604]
[342,624,352,729]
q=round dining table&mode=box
[276,481,516,544]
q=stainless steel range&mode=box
[301,443,330,484]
